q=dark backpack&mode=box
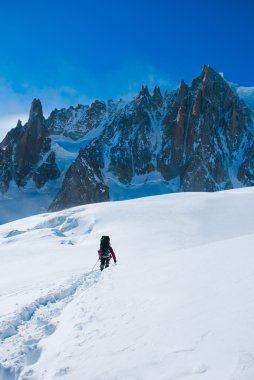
[100,236,110,255]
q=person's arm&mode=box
[110,246,117,263]
[98,249,101,258]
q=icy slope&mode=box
[236,86,254,110]
[1,189,254,379]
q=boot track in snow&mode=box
[0,269,101,380]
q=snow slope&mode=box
[228,81,254,110]
[1,189,254,379]
[236,86,254,110]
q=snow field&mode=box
[1,189,254,379]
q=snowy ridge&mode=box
[1,189,254,379]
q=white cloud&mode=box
[0,78,92,116]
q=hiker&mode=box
[98,236,117,271]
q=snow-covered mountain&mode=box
[1,188,254,379]
[230,83,254,110]
[1,65,254,223]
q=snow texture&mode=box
[1,189,254,379]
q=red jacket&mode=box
[98,246,117,263]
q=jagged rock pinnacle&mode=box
[177,80,188,100]
[16,120,23,128]
[29,99,44,120]
[152,86,163,107]
[137,85,150,98]
[201,64,222,84]
[152,86,162,98]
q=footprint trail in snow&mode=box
[0,269,101,379]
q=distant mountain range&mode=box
[0,65,254,223]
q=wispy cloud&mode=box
[0,79,93,140]
[100,61,176,100]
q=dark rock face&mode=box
[1,66,254,214]
[158,66,253,191]
[0,146,12,193]
[0,99,60,191]
[14,99,51,186]
[33,151,61,189]
[49,143,109,211]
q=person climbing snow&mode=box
[98,236,117,271]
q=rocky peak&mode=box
[29,98,44,121]
[152,86,163,107]
[0,120,24,148]
[200,64,223,84]
[0,98,60,192]
[16,119,23,129]
[192,64,228,92]
[190,64,238,118]
[137,85,150,99]
[25,99,47,144]
[46,100,106,140]
[153,86,162,97]
[177,80,189,102]
[136,85,152,110]
[190,65,218,92]
[201,64,210,78]
[13,99,53,186]
[89,100,106,112]
[164,89,169,98]
[86,100,106,121]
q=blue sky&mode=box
[0,0,253,136]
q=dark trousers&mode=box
[100,257,110,270]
